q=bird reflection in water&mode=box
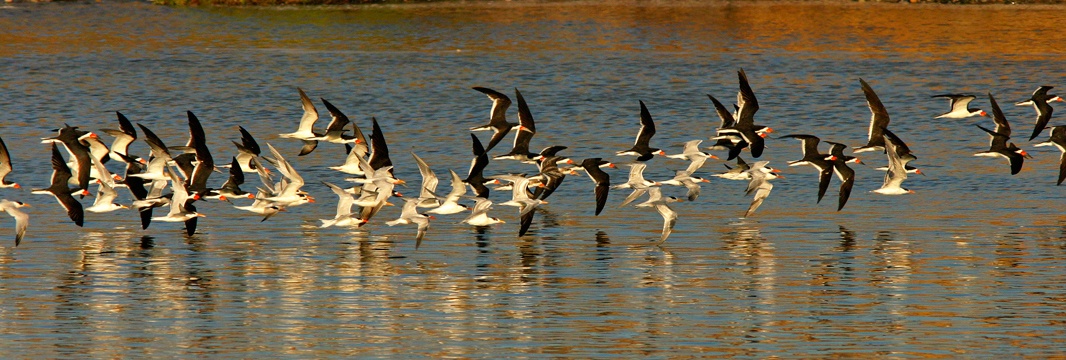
[138,235,155,249]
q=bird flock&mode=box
[0,69,1063,248]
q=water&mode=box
[2,1,1066,357]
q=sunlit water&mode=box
[2,1,1066,357]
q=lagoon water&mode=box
[2,1,1066,357]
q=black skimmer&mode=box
[634,187,681,245]
[873,135,913,195]
[461,197,505,227]
[616,100,665,161]
[410,151,441,208]
[666,140,719,174]
[129,124,175,182]
[114,152,155,230]
[184,111,214,198]
[854,78,891,154]
[659,170,709,202]
[974,93,1029,175]
[469,86,516,152]
[102,111,138,163]
[205,157,255,202]
[824,141,856,211]
[85,152,127,214]
[366,117,393,173]
[932,94,986,119]
[0,200,29,246]
[615,162,660,207]
[32,144,86,227]
[716,69,770,159]
[299,98,366,156]
[779,134,835,203]
[713,156,752,181]
[319,181,366,228]
[0,136,20,189]
[743,161,782,217]
[262,143,313,206]
[577,158,612,216]
[152,167,204,223]
[279,87,320,140]
[497,175,547,237]
[386,198,434,249]
[531,148,573,201]
[494,88,539,163]
[230,126,261,173]
[464,134,496,199]
[877,128,922,175]
[706,94,739,152]
[1035,125,1066,185]
[41,124,92,193]
[1016,86,1062,141]
[427,170,469,215]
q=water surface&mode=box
[2,1,1066,357]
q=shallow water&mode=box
[2,1,1066,357]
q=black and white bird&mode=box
[974,93,1029,175]
[932,94,986,119]
[854,78,892,154]
[0,199,30,246]
[616,100,665,161]
[469,86,517,153]
[742,161,782,217]
[1034,125,1066,185]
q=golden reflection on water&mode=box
[5,2,1066,60]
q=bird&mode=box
[204,157,255,202]
[31,144,86,227]
[1035,126,1066,185]
[824,141,857,211]
[410,151,441,208]
[1016,86,1061,141]
[231,126,262,173]
[427,170,469,215]
[464,134,497,199]
[85,152,127,213]
[658,170,709,202]
[152,167,204,223]
[614,162,660,207]
[854,78,891,153]
[101,111,137,163]
[931,94,986,119]
[494,88,539,163]
[716,69,770,159]
[877,128,923,175]
[469,86,516,152]
[497,175,547,237]
[298,98,366,156]
[386,198,433,249]
[577,158,612,216]
[713,157,753,181]
[616,100,665,161]
[279,87,320,140]
[974,93,1029,175]
[184,111,215,198]
[666,140,719,174]
[40,124,92,193]
[779,134,835,203]
[635,187,682,245]
[319,181,367,228]
[742,161,782,217]
[460,197,505,227]
[0,199,29,246]
[872,134,914,195]
[0,136,20,189]
[261,143,313,207]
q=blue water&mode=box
[1,1,1065,357]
